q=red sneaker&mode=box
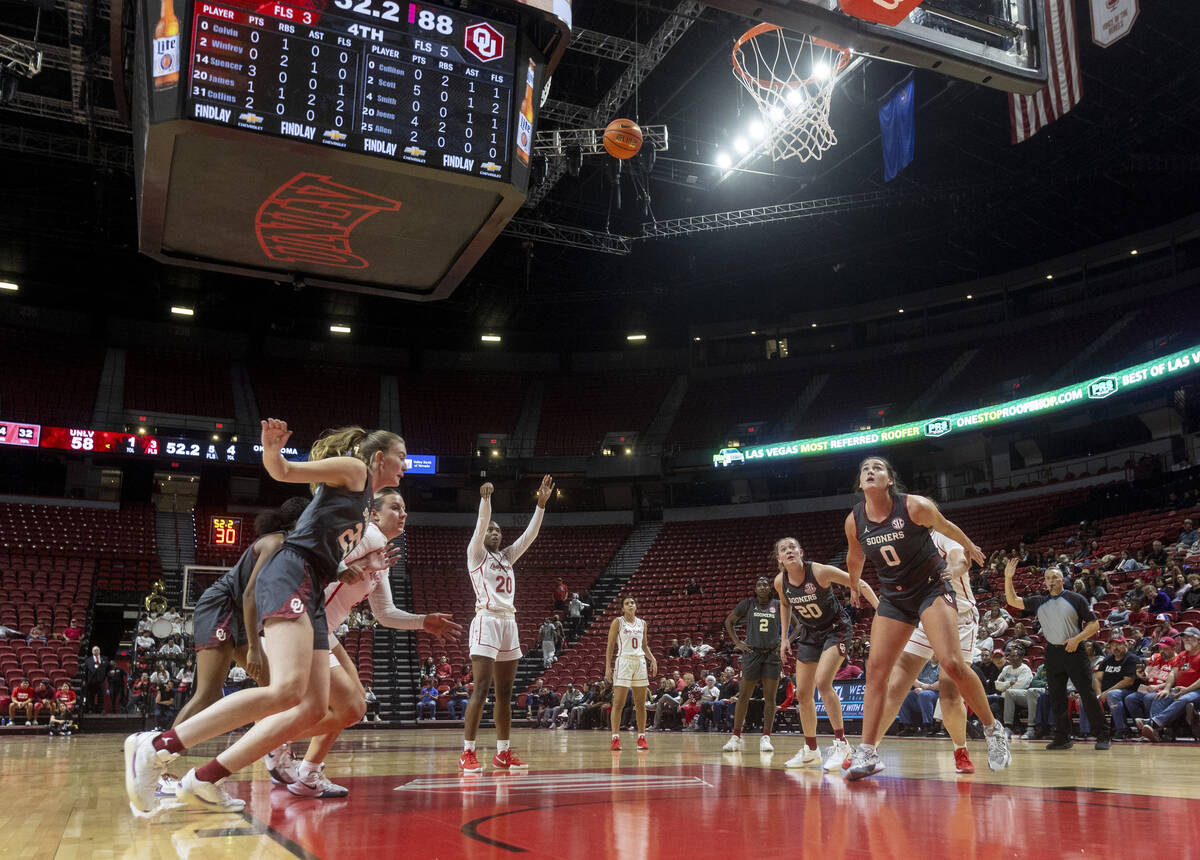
[611,736,622,751]
[953,747,975,774]
[637,736,648,751]
[459,750,482,773]
[493,749,529,770]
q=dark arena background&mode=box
[1,0,1200,857]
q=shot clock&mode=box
[210,516,243,546]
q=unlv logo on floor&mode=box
[839,0,925,27]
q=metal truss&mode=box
[0,124,133,170]
[540,99,593,128]
[525,1,705,207]
[1,93,128,131]
[501,218,634,255]
[569,28,643,64]
[534,124,668,156]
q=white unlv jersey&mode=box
[932,530,976,613]
[469,550,518,615]
[618,617,645,658]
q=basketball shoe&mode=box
[759,735,774,753]
[459,749,483,773]
[124,732,178,814]
[611,735,622,751]
[823,738,852,772]
[784,746,822,768]
[493,749,529,770]
[155,772,182,798]
[984,721,1011,770]
[176,769,246,812]
[721,735,744,752]
[637,735,649,751]
[843,746,885,781]
[265,742,299,785]
[953,747,975,774]
[288,764,349,798]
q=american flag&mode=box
[1009,0,1083,144]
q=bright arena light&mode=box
[749,120,766,140]
[814,61,831,81]
[767,106,785,122]
[786,89,804,107]
[733,137,749,154]
[715,151,732,169]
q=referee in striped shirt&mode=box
[1004,559,1111,750]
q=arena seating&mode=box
[338,628,374,689]
[0,326,103,428]
[123,349,235,417]
[249,361,381,446]
[536,371,673,456]
[397,372,526,456]
[408,523,631,667]
[665,372,808,451]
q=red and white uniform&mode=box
[466,495,544,661]
[613,617,648,688]
[904,531,979,661]
[323,522,426,668]
[11,686,33,707]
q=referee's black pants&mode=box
[1044,643,1108,742]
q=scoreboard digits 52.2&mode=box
[186,0,517,179]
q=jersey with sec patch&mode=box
[734,597,781,647]
[853,493,944,595]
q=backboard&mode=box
[704,0,1046,94]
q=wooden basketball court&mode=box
[8,728,1197,858]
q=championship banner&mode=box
[1090,0,1137,48]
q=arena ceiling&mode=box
[1,0,1199,349]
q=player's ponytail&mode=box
[308,426,405,492]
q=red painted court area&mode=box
[215,764,1198,859]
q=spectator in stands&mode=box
[1119,551,1147,573]
[537,685,559,727]
[1178,518,1198,548]
[554,578,568,611]
[982,602,1012,638]
[974,649,1005,695]
[566,681,597,729]
[897,658,940,736]
[150,662,170,687]
[225,663,248,691]
[26,622,48,642]
[1125,638,1178,731]
[159,636,184,658]
[435,656,453,681]
[1127,626,1151,655]
[83,645,109,714]
[1106,601,1132,629]
[1142,584,1174,615]
[363,684,380,722]
[6,679,38,726]
[667,638,681,658]
[582,680,613,729]
[526,679,547,722]
[1182,575,1200,611]
[540,618,557,669]
[544,683,577,728]
[1083,573,1110,603]
[1008,623,1034,652]
[705,668,738,732]
[1072,579,1093,605]
[417,679,438,720]
[678,637,695,659]
[1095,637,1138,737]
[459,663,473,684]
[132,672,152,713]
[971,569,992,595]
[835,656,864,681]
[566,594,588,640]
[686,578,702,595]
[448,680,470,721]
[154,681,176,731]
[693,637,714,658]
[1128,596,1154,628]
[992,647,1034,730]
[1148,540,1169,567]
[48,682,76,736]
[60,617,84,643]
[649,677,681,730]
[176,657,195,704]
[107,662,128,714]
[693,674,721,731]
[134,630,155,653]
[680,685,703,729]
[1138,626,1200,742]
[1018,662,1049,738]
[421,656,436,677]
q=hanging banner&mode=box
[1090,0,1138,48]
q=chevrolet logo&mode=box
[481,161,502,173]
[323,129,348,141]
[403,145,426,157]
[238,112,263,125]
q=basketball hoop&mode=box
[731,23,851,163]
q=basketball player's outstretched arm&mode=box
[468,482,494,569]
[241,532,286,684]
[604,617,621,683]
[907,495,985,566]
[260,418,367,489]
[1003,558,1025,611]
[367,570,462,641]
[504,475,554,564]
[844,513,866,609]
[813,562,879,609]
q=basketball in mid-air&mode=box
[603,118,644,159]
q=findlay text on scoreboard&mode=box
[185,1,515,179]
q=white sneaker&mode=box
[759,735,774,753]
[784,747,822,768]
[176,769,246,812]
[984,721,1012,771]
[286,764,350,798]
[264,742,298,785]
[156,773,181,798]
[844,745,885,781]
[823,738,852,772]
[124,732,178,814]
[721,735,744,752]
[25,720,32,726]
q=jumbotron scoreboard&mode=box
[134,0,570,299]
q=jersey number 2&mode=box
[758,618,771,632]
[494,575,513,594]
[880,545,902,567]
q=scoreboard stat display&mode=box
[185,1,518,180]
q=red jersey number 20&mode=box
[494,575,513,594]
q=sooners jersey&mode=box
[931,531,976,613]
[617,617,645,658]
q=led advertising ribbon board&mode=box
[713,342,1200,467]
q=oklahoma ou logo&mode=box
[215,628,228,642]
[290,597,304,613]
[464,22,504,62]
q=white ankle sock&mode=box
[298,760,319,779]
[496,739,511,752]
[463,740,476,752]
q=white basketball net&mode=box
[732,24,850,163]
